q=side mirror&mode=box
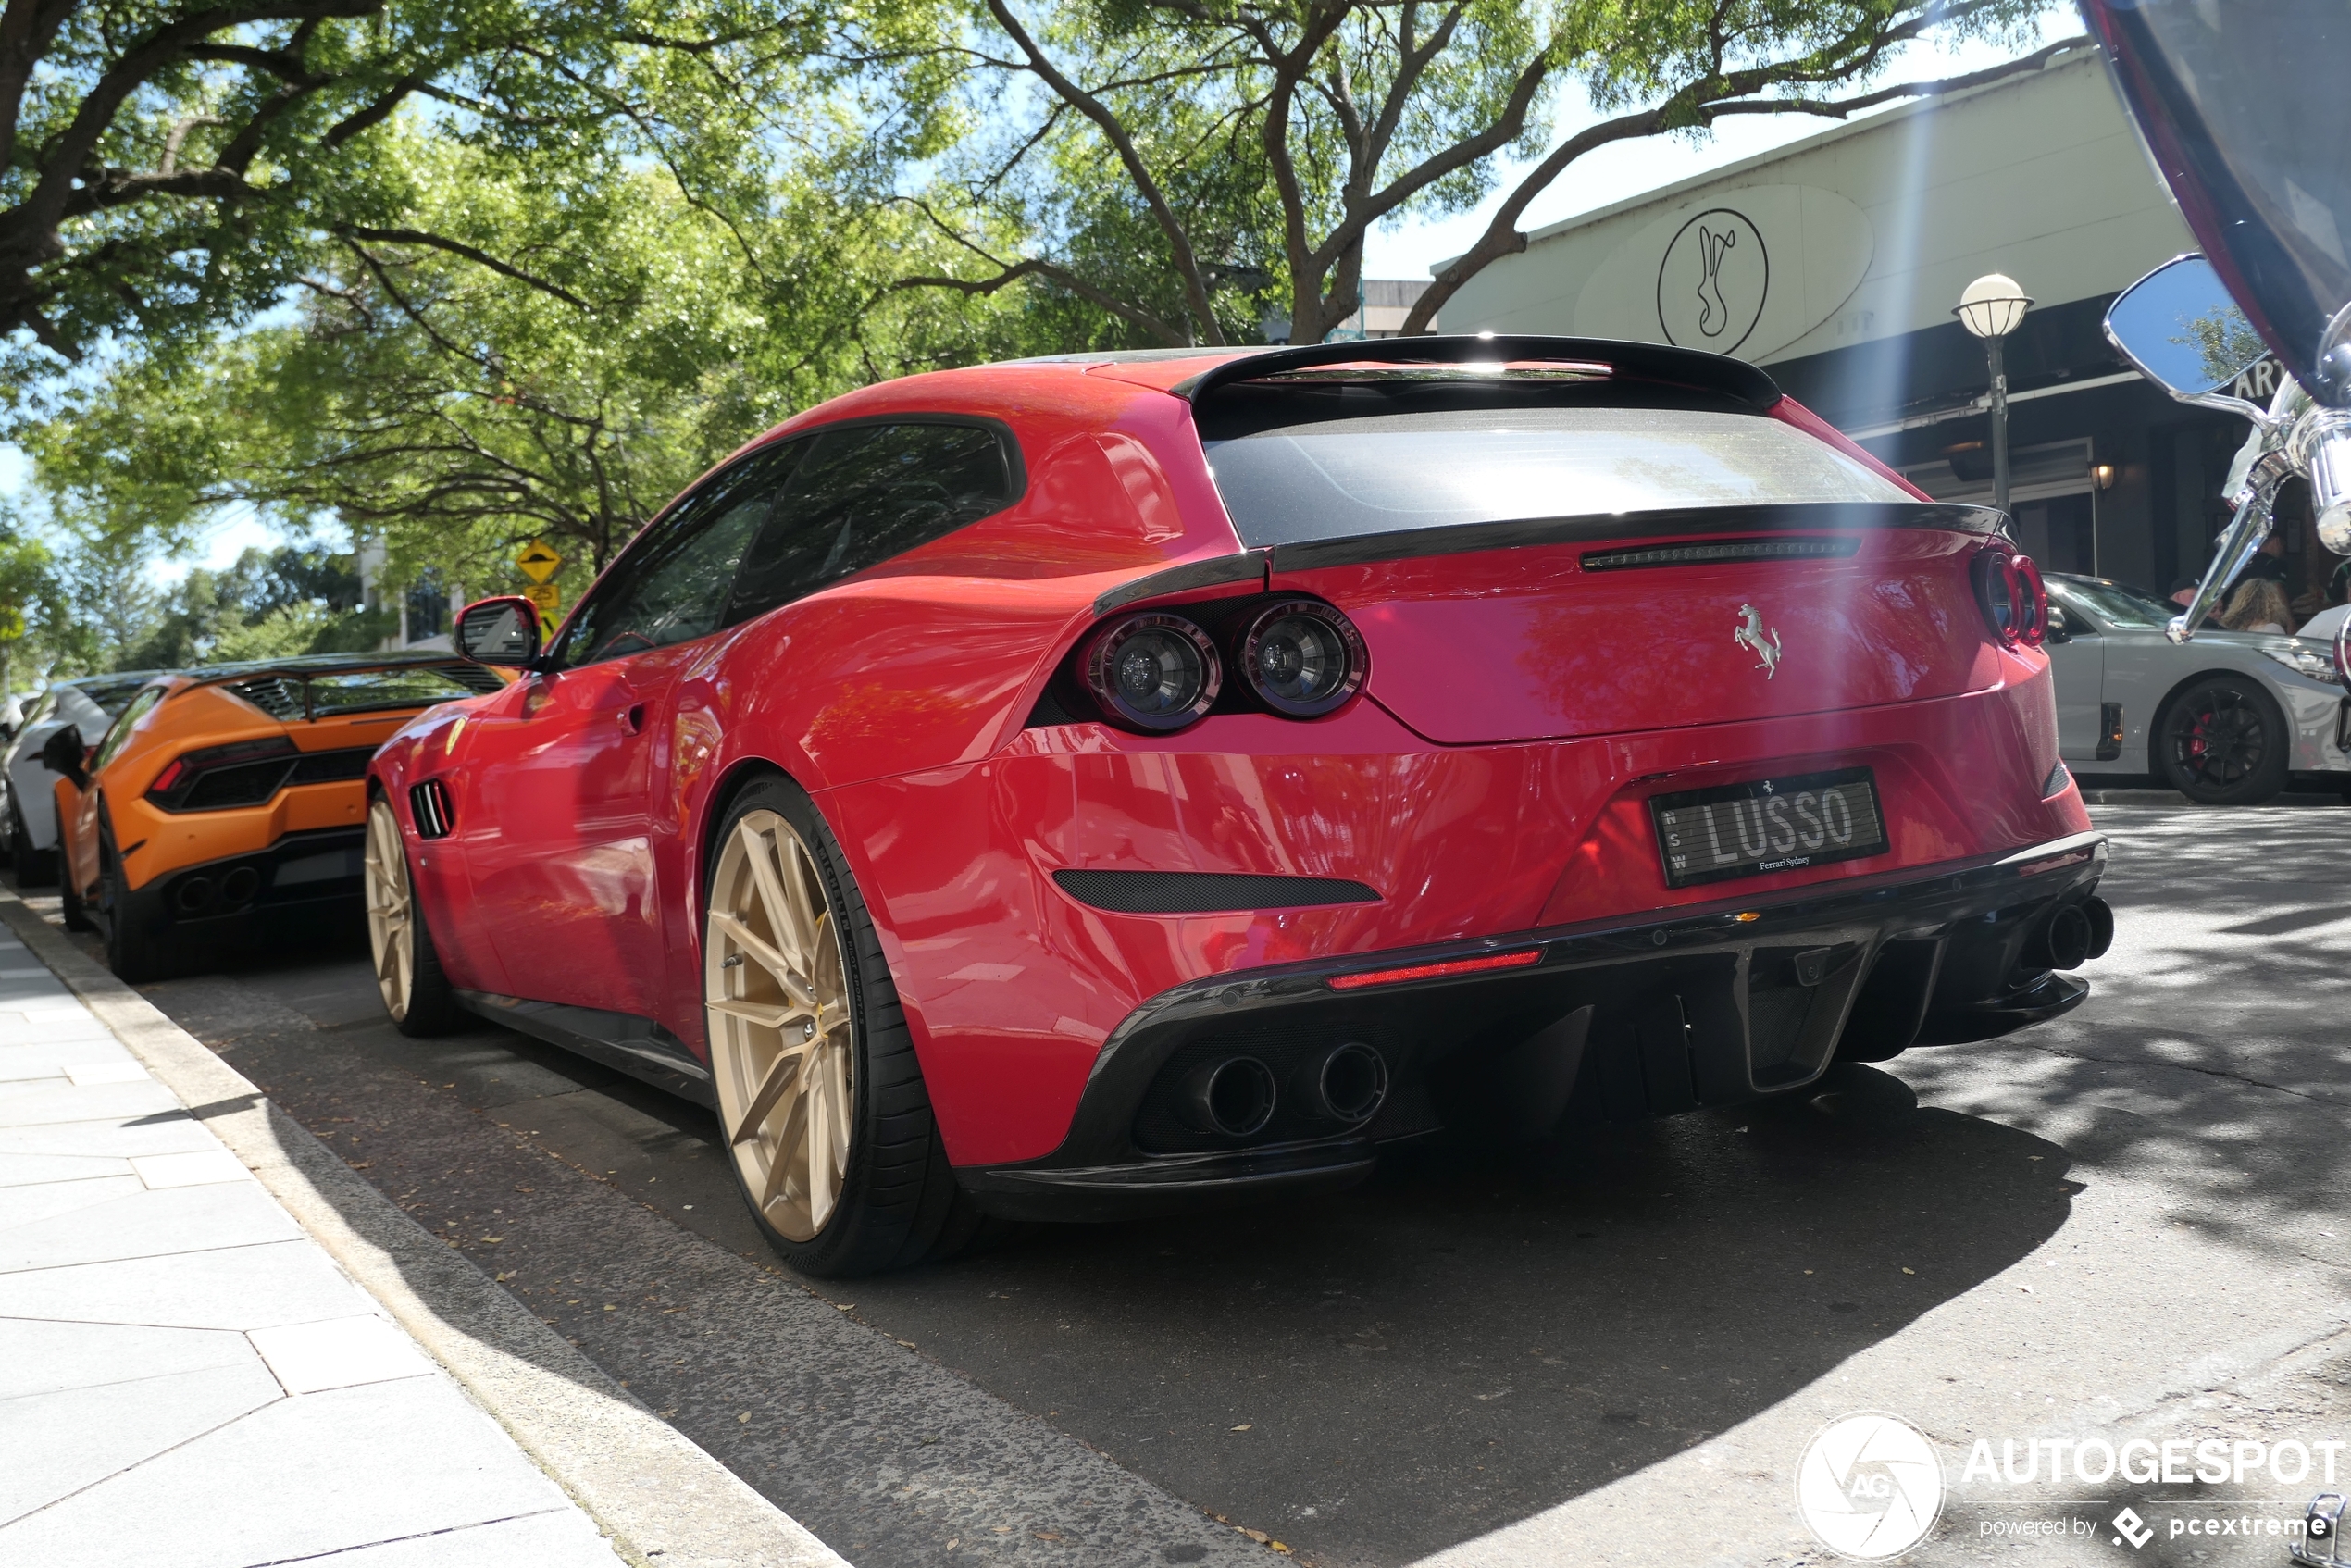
[2045,604,2071,644]
[2105,255,2271,416]
[455,596,543,668]
[40,724,88,789]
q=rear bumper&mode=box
[957,830,2106,1222]
[111,827,367,947]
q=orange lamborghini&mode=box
[47,653,506,980]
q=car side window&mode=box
[558,445,801,668]
[726,421,1017,626]
[90,687,165,773]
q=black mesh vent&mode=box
[183,760,295,809]
[1053,870,1380,914]
[1026,687,1081,727]
[286,748,376,786]
[410,778,454,839]
[1580,537,1859,571]
[225,677,305,719]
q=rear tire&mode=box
[364,796,463,1036]
[100,840,167,983]
[2157,676,2291,805]
[703,775,1009,1277]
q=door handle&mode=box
[622,703,644,734]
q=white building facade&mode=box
[1440,50,2307,603]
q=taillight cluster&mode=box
[1972,546,2048,649]
[1068,597,1368,734]
[146,736,299,812]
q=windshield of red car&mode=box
[1197,396,1909,548]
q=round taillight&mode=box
[2337,616,2351,688]
[1081,613,1221,731]
[1238,599,1367,717]
[2011,553,2049,647]
[1972,547,2037,648]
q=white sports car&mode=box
[2045,573,2347,805]
[1,673,165,883]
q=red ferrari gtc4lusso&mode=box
[367,335,2109,1276]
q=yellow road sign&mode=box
[521,581,561,639]
[516,540,563,584]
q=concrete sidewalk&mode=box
[0,918,628,1566]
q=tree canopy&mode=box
[912,0,2078,346]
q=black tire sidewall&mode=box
[2158,677,2292,805]
[704,775,935,1278]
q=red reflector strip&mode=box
[1327,948,1543,990]
[149,760,183,793]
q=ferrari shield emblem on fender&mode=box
[1734,603,1784,678]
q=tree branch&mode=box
[332,225,594,310]
[980,0,1225,342]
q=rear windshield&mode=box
[2049,576,2173,629]
[80,678,156,718]
[1200,404,1909,548]
[223,664,498,720]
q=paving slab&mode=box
[0,1315,254,1400]
[0,884,847,1568]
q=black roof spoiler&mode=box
[1174,333,1783,412]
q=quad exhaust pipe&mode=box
[1176,1042,1389,1139]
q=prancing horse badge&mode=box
[1734,604,1783,678]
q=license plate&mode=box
[1648,766,1889,890]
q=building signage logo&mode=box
[1658,207,1769,354]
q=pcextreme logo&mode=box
[1797,1412,1947,1560]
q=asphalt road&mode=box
[17,794,2351,1567]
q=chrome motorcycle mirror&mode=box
[2104,255,2272,419]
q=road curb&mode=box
[0,890,851,1568]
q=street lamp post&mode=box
[1955,273,2034,515]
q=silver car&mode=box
[0,672,166,884]
[2044,573,2346,805]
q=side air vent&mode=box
[1580,537,1860,572]
[225,676,305,720]
[410,779,454,840]
[1052,869,1380,915]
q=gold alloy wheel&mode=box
[363,798,417,1022]
[705,809,854,1242]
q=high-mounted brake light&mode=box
[1327,948,1543,990]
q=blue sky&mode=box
[6,7,2079,586]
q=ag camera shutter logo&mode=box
[1797,1412,1946,1560]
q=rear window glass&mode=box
[308,666,491,717]
[225,665,499,720]
[2048,577,2173,629]
[80,678,155,718]
[1200,405,1909,547]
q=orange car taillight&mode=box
[146,736,298,812]
[1972,546,2048,649]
